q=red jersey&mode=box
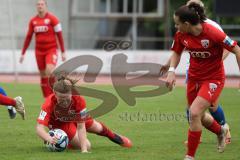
[171,22,237,81]
[22,12,65,55]
[37,94,87,127]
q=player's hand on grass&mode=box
[166,71,176,91]
[61,52,66,61]
[19,55,25,63]
[159,64,170,76]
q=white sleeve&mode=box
[38,110,47,120]
[205,18,223,32]
[54,23,62,32]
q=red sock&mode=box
[97,122,115,139]
[187,129,202,157]
[41,77,54,98]
[0,94,16,106]
[205,120,221,135]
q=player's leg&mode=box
[185,96,210,159]
[86,119,132,148]
[45,49,57,76]
[184,80,201,147]
[0,94,25,119]
[44,49,58,97]
[209,102,225,125]
[184,80,224,159]
[36,53,49,98]
[186,96,231,145]
[209,102,231,144]
[0,86,16,119]
[198,80,228,153]
[185,103,229,145]
[0,94,16,106]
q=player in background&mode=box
[36,78,132,153]
[160,0,231,144]
[166,3,240,160]
[19,0,66,98]
[0,92,25,120]
[0,86,16,119]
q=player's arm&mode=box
[52,16,66,61]
[36,101,57,144]
[222,49,230,60]
[232,45,240,90]
[231,45,240,71]
[36,123,58,144]
[166,32,184,90]
[20,20,34,63]
[159,54,171,76]
[77,122,89,153]
[215,30,239,70]
[166,51,181,90]
[56,31,66,61]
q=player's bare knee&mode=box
[189,108,201,121]
[86,120,102,134]
[45,65,55,76]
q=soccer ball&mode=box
[46,129,69,152]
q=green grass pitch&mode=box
[0,83,239,160]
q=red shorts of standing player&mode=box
[36,78,132,153]
[20,0,66,98]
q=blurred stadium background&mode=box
[0,0,239,84]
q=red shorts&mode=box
[51,118,94,141]
[35,48,58,70]
[187,79,224,106]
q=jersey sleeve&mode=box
[171,32,185,54]
[21,19,34,55]
[210,26,237,52]
[50,14,65,52]
[205,19,223,32]
[51,14,62,33]
[37,97,52,126]
[75,96,88,119]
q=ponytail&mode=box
[188,2,206,23]
[175,3,206,25]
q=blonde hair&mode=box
[53,76,79,94]
[37,0,47,5]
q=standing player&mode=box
[166,3,240,160]
[20,0,66,98]
[36,78,132,152]
[160,0,231,144]
[0,93,25,120]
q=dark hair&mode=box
[175,3,206,25]
[53,76,78,94]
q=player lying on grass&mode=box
[36,78,132,153]
[160,0,231,145]
[0,89,25,120]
